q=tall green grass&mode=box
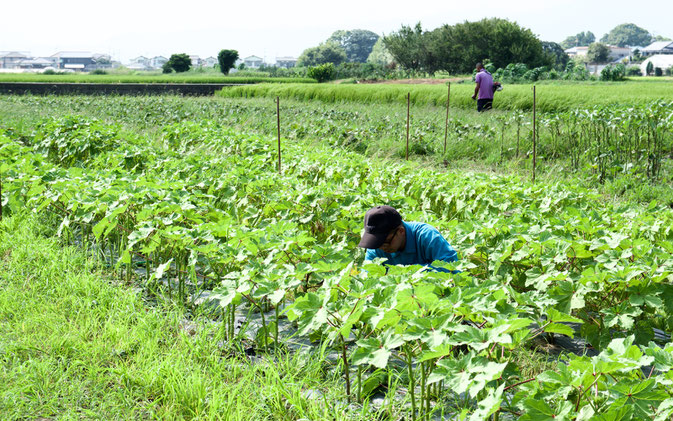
[0,73,316,84]
[216,80,673,112]
[0,213,377,420]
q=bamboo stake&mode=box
[275,96,281,174]
[443,83,450,155]
[406,92,410,160]
[532,86,537,183]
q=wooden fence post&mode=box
[444,83,450,155]
[406,92,410,160]
[275,96,281,174]
[532,86,537,183]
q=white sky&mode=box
[2,0,671,63]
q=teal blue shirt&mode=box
[364,221,458,272]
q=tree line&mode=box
[159,21,671,79]
[382,19,566,74]
[560,23,670,49]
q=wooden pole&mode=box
[276,96,281,174]
[532,86,537,183]
[406,92,410,160]
[443,83,450,155]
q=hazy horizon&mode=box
[3,0,671,64]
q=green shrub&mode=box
[600,64,626,81]
[307,63,336,83]
[655,67,663,76]
[42,69,64,75]
[90,69,107,75]
[493,61,590,83]
[626,65,642,76]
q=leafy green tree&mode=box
[166,53,191,73]
[383,23,427,71]
[161,61,172,74]
[217,49,239,75]
[646,61,654,75]
[297,42,347,67]
[587,43,610,63]
[601,23,652,47]
[631,48,644,63]
[560,31,595,49]
[327,30,380,63]
[366,37,394,66]
[542,41,570,69]
[654,35,672,42]
[421,18,547,74]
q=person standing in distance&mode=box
[472,62,494,112]
[358,206,458,273]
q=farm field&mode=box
[0,73,315,84]
[2,89,673,419]
[3,92,672,204]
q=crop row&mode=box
[3,116,673,419]
[5,95,671,190]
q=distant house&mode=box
[18,57,55,70]
[189,55,201,67]
[640,55,673,75]
[641,41,673,56]
[607,46,631,62]
[150,56,168,69]
[127,62,151,71]
[244,55,264,69]
[130,56,151,67]
[564,45,632,63]
[203,56,217,68]
[92,53,113,69]
[564,46,588,57]
[51,52,95,71]
[275,57,297,69]
[0,51,29,69]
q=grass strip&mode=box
[216,80,673,112]
[0,213,373,420]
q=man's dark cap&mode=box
[358,206,402,249]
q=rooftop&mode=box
[51,51,94,59]
[643,41,673,52]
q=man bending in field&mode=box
[358,205,459,273]
[472,62,494,112]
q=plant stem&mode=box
[407,345,416,421]
[340,334,351,402]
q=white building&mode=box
[189,55,201,67]
[150,56,168,69]
[607,46,631,62]
[0,51,29,69]
[564,45,632,62]
[275,56,297,68]
[18,57,55,70]
[202,56,217,68]
[51,52,95,71]
[641,41,673,56]
[640,54,673,75]
[243,55,264,69]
